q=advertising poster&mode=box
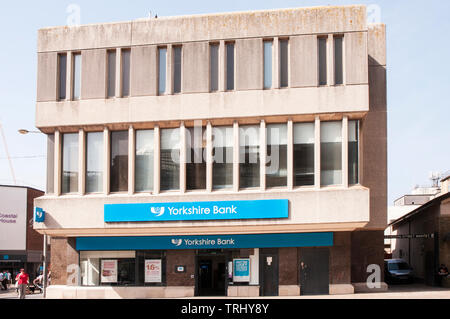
[145,259,162,283]
[0,187,27,251]
[233,258,250,282]
[101,260,118,283]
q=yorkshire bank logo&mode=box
[171,239,183,247]
[151,207,165,217]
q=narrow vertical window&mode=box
[239,125,260,189]
[264,41,273,89]
[160,128,180,191]
[210,44,219,92]
[266,124,287,188]
[226,43,235,91]
[86,132,103,193]
[110,131,128,192]
[348,120,359,185]
[173,46,182,94]
[58,53,67,100]
[186,127,207,190]
[321,122,342,186]
[279,39,289,88]
[135,130,154,192]
[212,126,233,190]
[122,49,131,97]
[61,133,79,194]
[72,53,82,100]
[293,123,315,186]
[107,50,116,98]
[158,48,167,95]
[334,36,343,85]
[318,37,327,86]
[46,134,55,194]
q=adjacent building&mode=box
[0,185,46,279]
[34,5,388,298]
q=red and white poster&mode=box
[101,260,118,283]
[145,259,162,283]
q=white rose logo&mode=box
[171,239,183,247]
[151,207,165,217]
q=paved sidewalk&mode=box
[0,284,448,299]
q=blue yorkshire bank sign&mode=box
[104,199,289,222]
[76,233,334,251]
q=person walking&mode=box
[0,271,4,290]
[1,270,8,290]
[16,269,29,299]
[6,271,11,289]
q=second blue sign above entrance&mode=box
[104,199,289,222]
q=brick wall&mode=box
[166,250,195,286]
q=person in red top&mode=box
[16,269,29,299]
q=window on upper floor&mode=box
[121,49,131,97]
[226,42,235,91]
[348,120,360,185]
[186,126,207,191]
[72,53,82,100]
[334,36,344,85]
[279,39,289,88]
[239,125,260,189]
[58,53,67,101]
[210,43,219,92]
[158,47,167,95]
[266,123,287,188]
[107,50,116,98]
[61,133,79,194]
[321,121,342,186]
[160,128,180,191]
[293,122,315,187]
[212,126,234,190]
[263,40,273,89]
[110,131,128,193]
[46,134,55,194]
[173,46,182,94]
[135,129,154,192]
[318,37,327,86]
[86,132,104,193]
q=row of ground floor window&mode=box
[49,231,385,297]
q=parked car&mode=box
[384,259,414,284]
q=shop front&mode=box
[74,232,334,297]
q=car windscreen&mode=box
[388,262,410,271]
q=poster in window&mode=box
[145,259,162,283]
[233,259,250,282]
[101,260,118,283]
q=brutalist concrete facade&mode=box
[33,5,388,298]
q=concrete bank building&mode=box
[34,5,388,298]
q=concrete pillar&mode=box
[115,48,122,98]
[273,37,280,89]
[260,120,266,191]
[128,126,135,195]
[166,44,173,95]
[250,248,259,285]
[327,34,334,86]
[314,117,321,189]
[287,119,294,190]
[103,127,110,195]
[180,123,186,193]
[206,122,213,193]
[233,121,239,192]
[66,52,73,101]
[78,129,85,195]
[154,126,160,195]
[342,116,349,188]
[54,130,61,196]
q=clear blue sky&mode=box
[0,0,449,205]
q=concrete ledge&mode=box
[352,282,388,293]
[329,284,355,295]
[279,285,300,296]
[46,286,195,299]
[227,285,260,297]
